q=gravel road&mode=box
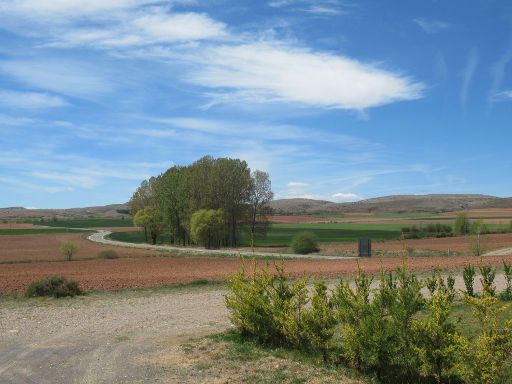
[0,286,230,384]
[88,230,354,260]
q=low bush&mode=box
[98,249,119,259]
[25,276,83,298]
[291,231,319,254]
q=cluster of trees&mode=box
[129,156,273,248]
[401,223,453,239]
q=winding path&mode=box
[87,230,356,260]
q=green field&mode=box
[39,218,134,228]
[0,228,88,236]
[110,222,405,246]
[309,211,440,219]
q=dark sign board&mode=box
[358,238,372,257]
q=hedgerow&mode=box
[225,261,512,383]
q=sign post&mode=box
[358,238,372,257]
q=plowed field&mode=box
[2,254,512,295]
[0,232,164,263]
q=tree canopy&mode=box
[129,156,273,248]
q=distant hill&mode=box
[270,194,512,214]
[0,204,130,221]
[2,194,512,221]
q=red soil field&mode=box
[2,254,512,295]
[320,233,512,255]
[0,232,164,263]
[0,223,39,229]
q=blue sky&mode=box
[0,0,511,208]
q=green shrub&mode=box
[463,264,476,297]
[25,276,83,298]
[291,231,319,254]
[456,294,512,384]
[225,263,512,383]
[500,261,512,301]
[479,265,496,297]
[98,249,119,259]
[225,263,288,346]
[412,290,458,383]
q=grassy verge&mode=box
[168,331,368,383]
[0,279,226,306]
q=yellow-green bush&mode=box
[225,263,512,383]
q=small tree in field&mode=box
[60,241,78,261]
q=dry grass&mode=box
[145,333,366,384]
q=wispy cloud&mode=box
[268,0,349,16]
[488,40,512,105]
[187,42,424,110]
[287,181,308,187]
[331,192,362,202]
[0,60,113,99]
[0,89,68,109]
[460,48,479,112]
[413,18,450,34]
[491,90,512,101]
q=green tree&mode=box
[186,156,252,246]
[133,209,150,243]
[157,166,189,245]
[128,177,159,215]
[190,209,226,249]
[454,212,470,235]
[248,170,273,251]
[133,207,164,244]
[60,241,78,261]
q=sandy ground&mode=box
[0,285,229,384]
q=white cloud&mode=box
[50,10,227,47]
[413,18,450,34]
[188,42,423,110]
[0,0,155,19]
[0,89,68,109]
[460,48,479,112]
[332,192,362,202]
[492,90,512,101]
[287,181,308,187]
[0,1,227,47]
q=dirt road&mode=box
[0,286,229,384]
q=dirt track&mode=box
[0,285,229,383]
